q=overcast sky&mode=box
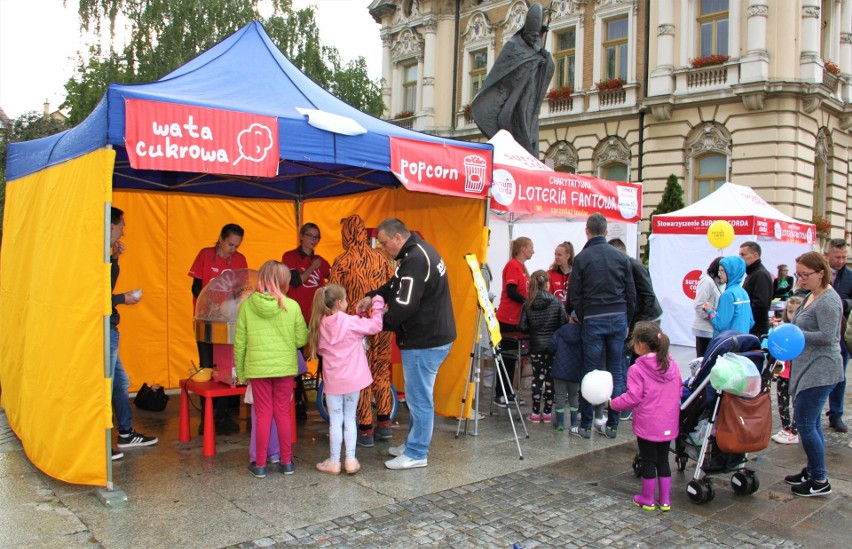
[0,0,383,120]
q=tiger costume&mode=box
[329,215,395,441]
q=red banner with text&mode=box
[125,99,279,177]
[652,216,815,244]
[390,137,492,199]
[490,167,643,223]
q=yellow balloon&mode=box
[707,220,734,249]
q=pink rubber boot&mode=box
[657,476,672,511]
[633,478,657,511]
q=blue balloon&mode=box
[767,323,805,361]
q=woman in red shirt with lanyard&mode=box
[188,223,248,434]
[548,241,574,308]
[494,237,534,407]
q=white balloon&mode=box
[581,370,614,406]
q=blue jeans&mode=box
[827,343,847,419]
[110,327,133,433]
[579,313,628,430]
[400,343,452,461]
[794,384,833,481]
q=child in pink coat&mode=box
[306,284,384,475]
[610,321,682,512]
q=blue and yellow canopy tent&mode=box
[1,21,491,487]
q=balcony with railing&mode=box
[388,111,415,129]
[674,58,739,94]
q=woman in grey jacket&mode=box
[692,257,724,358]
[784,252,844,497]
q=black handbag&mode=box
[134,383,169,412]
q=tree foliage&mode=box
[63,0,383,125]
[651,174,685,221]
[0,112,71,244]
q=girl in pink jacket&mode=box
[610,321,682,512]
[306,284,384,475]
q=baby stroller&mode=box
[674,330,771,504]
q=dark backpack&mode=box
[134,383,169,412]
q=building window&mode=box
[402,64,417,113]
[694,154,726,200]
[603,163,629,182]
[697,0,728,57]
[603,16,628,80]
[545,140,579,173]
[470,49,487,99]
[554,28,576,88]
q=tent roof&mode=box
[654,182,799,223]
[6,21,491,200]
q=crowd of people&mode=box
[109,207,850,506]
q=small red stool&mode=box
[179,379,296,456]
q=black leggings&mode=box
[637,437,672,479]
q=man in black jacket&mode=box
[739,241,773,338]
[359,218,456,470]
[825,238,852,432]
[568,213,636,439]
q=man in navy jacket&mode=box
[568,213,636,439]
[825,238,852,432]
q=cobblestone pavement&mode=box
[231,449,806,549]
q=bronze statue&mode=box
[470,3,555,157]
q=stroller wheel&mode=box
[731,471,751,495]
[676,455,688,472]
[686,478,715,504]
[632,454,642,477]
[746,470,760,494]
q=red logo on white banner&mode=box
[682,270,702,299]
[125,99,279,177]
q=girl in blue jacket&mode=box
[702,255,755,335]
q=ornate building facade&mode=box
[368,0,852,239]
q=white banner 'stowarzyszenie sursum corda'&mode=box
[650,183,816,347]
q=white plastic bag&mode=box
[709,352,762,398]
[244,383,253,404]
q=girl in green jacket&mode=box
[235,260,308,478]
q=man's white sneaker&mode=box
[388,444,406,457]
[384,454,427,470]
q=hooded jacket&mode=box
[318,296,385,395]
[549,322,584,382]
[609,354,682,442]
[518,290,567,353]
[234,292,308,383]
[709,256,754,335]
[370,233,456,349]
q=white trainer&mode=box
[388,444,406,457]
[385,454,427,470]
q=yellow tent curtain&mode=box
[1,148,486,486]
[0,150,114,486]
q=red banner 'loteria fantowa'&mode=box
[125,99,279,177]
[390,137,492,199]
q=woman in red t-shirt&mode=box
[494,236,534,406]
[548,241,574,308]
[188,223,248,434]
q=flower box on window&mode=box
[546,86,574,102]
[689,54,730,69]
[595,78,625,92]
[824,60,841,76]
[812,214,831,237]
[393,110,414,119]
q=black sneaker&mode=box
[594,423,617,439]
[215,415,240,434]
[784,467,809,485]
[248,462,266,478]
[279,462,295,475]
[357,433,375,448]
[111,448,124,461]
[494,396,509,408]
[792,478,831,497]
[117,430,158,448]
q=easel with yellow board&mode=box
[456,253,528,459]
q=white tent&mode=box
[485,131,641,305]
[650,183,816,346]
